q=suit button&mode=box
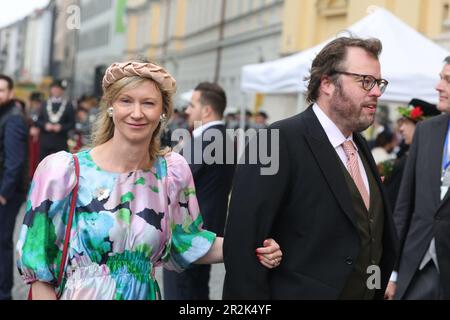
[346,257,353,265]
[436,216,441,220]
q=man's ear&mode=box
[319,75,335,97]
[202,104,213,118]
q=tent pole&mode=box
[297,93,307,113]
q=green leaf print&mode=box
[117,209,131,225]
[121,192,135,203]
[183,188,196,197]
[134,244,153,256]
[107,250,152,283]
[22,213,60,273]
[134,177,145,185]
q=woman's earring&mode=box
[107,107,113,117]
[160,114,167,123]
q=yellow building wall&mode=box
[172,0,186,51]
[126,15,138,59]
[282,0,450,55]
[148,2,161,59]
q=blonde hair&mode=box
[91,75,174,164]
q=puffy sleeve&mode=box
[162,152,216,272]
[16,151,77,287]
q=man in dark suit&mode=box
[36,80,75,161]
[163,82,235,299]
[385,57,450,300]
[382,99,441,212]
[222,37,398,299]
[0,75,28,300]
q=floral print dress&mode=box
[16,149,215,300]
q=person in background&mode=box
[28,92,44,179]
[35,80,75,161]
[252,111,269,129]
[382,99,440,211]
[163,82,236,300]
[371,128,397,167]
[0,74,28,300]
[384,94,446,299]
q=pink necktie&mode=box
[342,141,370,210]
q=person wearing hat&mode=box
[35,79,75,161]
[16,60,282,300]
[385,57,450,300]
[382,99,441,212]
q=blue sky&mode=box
[0,0,50,28]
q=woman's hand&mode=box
[256,239,283,269]
[30,281,58,300]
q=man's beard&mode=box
[330,82,376,134]
[0,99,12,108]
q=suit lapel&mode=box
[435,115,450,211]
[303,107,358,228]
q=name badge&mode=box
[443,167,450,187]
[441,167,450,200]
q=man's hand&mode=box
[0,195,7,205]
[45,123,54,132]
[53,124,62,132]
[30,126,40,141]
[384,281,397,300]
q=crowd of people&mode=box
[0,34,449,301]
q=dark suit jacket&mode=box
[394,113,450,299]
[184,123,235,237]
[36,100,75,150]
[0,102,28,199]
[222,107,398,299]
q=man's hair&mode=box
[444,56,450,64]
[305,37,382,104]
[194,82,227,118]
[0,74,14,90]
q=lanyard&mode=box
[442,121,450,180]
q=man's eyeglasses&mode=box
[332,71,389,94]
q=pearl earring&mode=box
[107,107,113,117]
[160,114,167,122]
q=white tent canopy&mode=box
[241,8,450,104]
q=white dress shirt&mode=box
[192,120,225,138]
[312,104,370,196]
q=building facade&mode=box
[125,0,450,116]
[22,3,55,83]
[0,18,28,80]
[125,0,285,109]
[74,0,127,97]
[282,0,450,54]
[51,0,80,97]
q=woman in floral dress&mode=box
[16,61,282,300]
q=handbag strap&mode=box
[56,154,80,287]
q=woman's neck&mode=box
[91,138,151,173]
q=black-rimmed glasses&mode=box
[332,71,389,94]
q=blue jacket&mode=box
[0,101,28,199]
